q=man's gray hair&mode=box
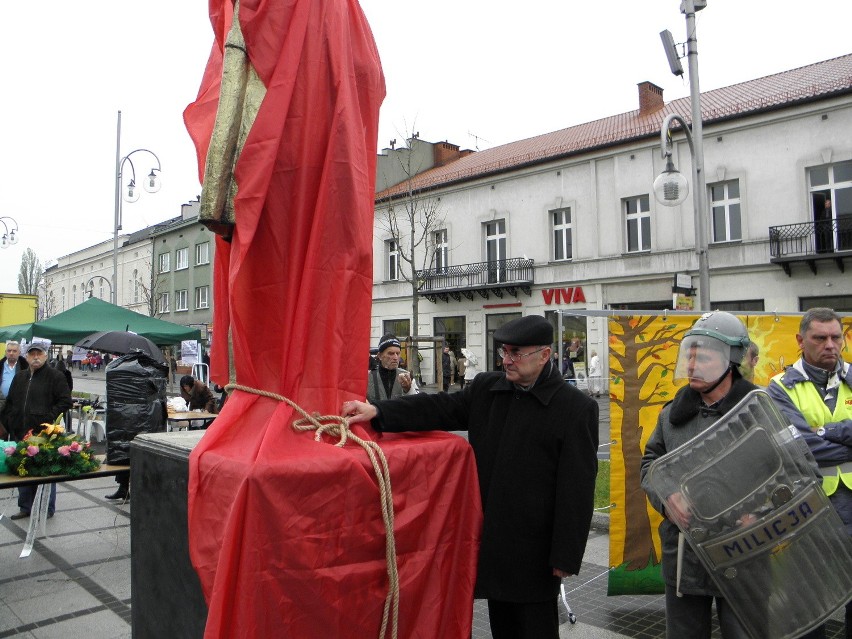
[5,341,19,348]
[800,307,841,335]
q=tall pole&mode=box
[112,110,122,306]
[683,0,710,311]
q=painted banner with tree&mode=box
[606,312,852,595]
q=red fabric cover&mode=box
[183,1,482,636]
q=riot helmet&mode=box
[674,311,751,384]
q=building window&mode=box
[72,285,76,307]
[157,292,170,314]
[383,319,410,338]
[551,207,572,261]
[196,242,210,265]
[158,252,170,273]
[485,219,506,283]
[175,247,189,271]
[133,269,140,303]
[710,180,741,242]
[434,229,448,273]
[386,240,400,281]
[175,289,188,311]
[809,161,852,252]
[61,287,66,312]
[624,195,650,253]
[195,285,209,309]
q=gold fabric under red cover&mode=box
[183,1,482,636]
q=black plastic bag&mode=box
[105,352,168,464]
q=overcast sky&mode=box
[1,0,850,295]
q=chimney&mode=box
[433,141,463,167]
[638,81,664,115]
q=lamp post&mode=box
[85,275,113,300]
[0,216,19,248]
[654,0,709,311]
[112,110,161,306]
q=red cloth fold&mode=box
[184,1,482,636]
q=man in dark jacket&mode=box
[0,340,73,520]
[344,315,599,639]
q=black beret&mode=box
[493,315,553,346]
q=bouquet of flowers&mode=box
[4,423,101,478]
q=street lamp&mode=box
[654,0,709,311]
[112,110,161,306]
[0,216,19,248]
[85,275,113,300]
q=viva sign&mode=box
[541,287,586,305]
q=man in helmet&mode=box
[640,311,757,638]
[767,307,851,638]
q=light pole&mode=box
[654,0,709,311]
[0,216,19,248]
[112,110,161,306]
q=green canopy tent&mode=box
[3,297,201,346]
[0,323,34,342]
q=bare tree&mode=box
[139,273,169,318]
[376,134,446,381]
[18,248,43,295]
[38,275,56,320]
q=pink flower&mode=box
[69,441,82,453]
[3,446,15,456]
[58,446,71,457]
[26,445,40,457]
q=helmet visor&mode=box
[674,335,733,383]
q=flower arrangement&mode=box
[4,423,101,478]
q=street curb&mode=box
[591,511,610,532]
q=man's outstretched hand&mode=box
[342,400,378,425]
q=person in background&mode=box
[640,311,756,638]
[56,359,74,433]
[180,375,218,413]
[461,347,479,390]
[365,334,418,403]
[767,307,851,639]
[0,341,28,414]
[344,315,599,639]
[456,352,467,389]
[441,344,456,392]
[0,341,72,520]
[588,350,602,398]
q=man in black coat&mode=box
[344,315,599,639]
[0,340,73,519]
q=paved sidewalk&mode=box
[1,385,846,637]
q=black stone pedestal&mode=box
[131,431,208,638]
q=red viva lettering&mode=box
[541,287,586,305]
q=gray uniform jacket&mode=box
[640,376,757,596]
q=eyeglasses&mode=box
[498,347,547,363]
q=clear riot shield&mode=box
[645,390,852,639]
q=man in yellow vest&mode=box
[768,307,852,638]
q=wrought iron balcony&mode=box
[415,258,535,303]
[769,219,852,276]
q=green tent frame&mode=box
[0,297,201,346]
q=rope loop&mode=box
[223,383,400,639]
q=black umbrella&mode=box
[74,330,166,363]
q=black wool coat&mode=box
[375,362,599,602]
[1,365,73,440]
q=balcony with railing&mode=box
[415,257,535,303]
[768,218,852,275]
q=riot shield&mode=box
[645,390,852,639]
